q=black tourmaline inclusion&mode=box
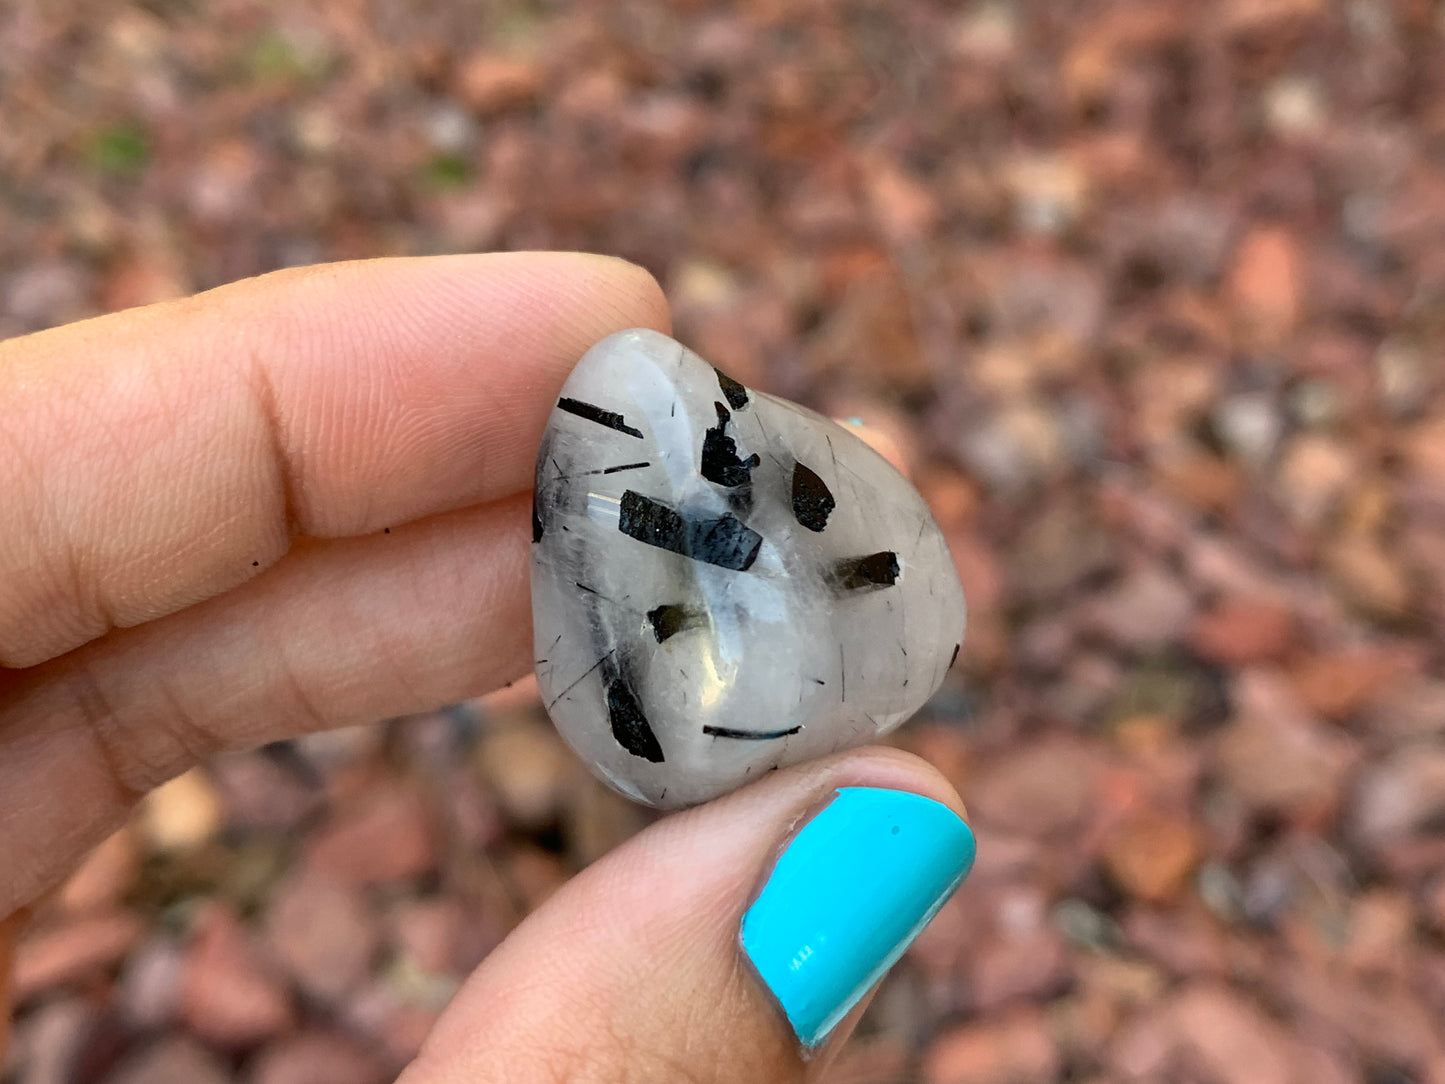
[647,604,694,643]
[556,397,644,439]
[700,402,760,488]
[715,368,750,411]
[617,490,762,571]
[607,676,665,762]
[833,550,901,590]
[790,462,835,532]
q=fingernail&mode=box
[740,787,976,1048]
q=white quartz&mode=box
[531,329,965,808]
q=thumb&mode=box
[400,747,974,1084]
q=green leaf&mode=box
[90,124,152,177]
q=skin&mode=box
[0,253,967,1082]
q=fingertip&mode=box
[567,253,672,336]
[404,744,973,1083]
[240,250,671,350]
[430,250,670,341]
[728,744,969,830]
[737,765,974,1050]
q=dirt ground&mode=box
[3,1,1444,1081]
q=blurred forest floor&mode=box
[3,1,1445,1082]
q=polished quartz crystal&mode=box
[531,329,965,808]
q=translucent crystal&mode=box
[531,330,965,808]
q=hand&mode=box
[0,253,972,1082]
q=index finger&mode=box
[0,253,669,667]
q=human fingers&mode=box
[0,253,666,668]
[400,748,975,1084]
[0,494,535,916]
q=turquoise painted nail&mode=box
[740,787,976,1048]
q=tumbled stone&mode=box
[531,329,965,808]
